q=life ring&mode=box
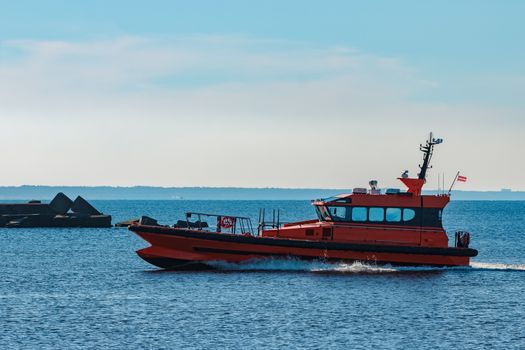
[220,216,234,229]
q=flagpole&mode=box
[448,171,460,195]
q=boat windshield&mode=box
[315,206,332,221]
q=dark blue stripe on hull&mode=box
[139,255,214,270]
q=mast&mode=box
[399,132,443,195]
[418,132,443,180]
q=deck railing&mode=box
[181,212,255,235]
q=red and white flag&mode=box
[457,175,467,182]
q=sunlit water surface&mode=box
[1,200,524,349]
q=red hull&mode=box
[130,225,477,270]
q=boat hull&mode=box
[130,225,478,270]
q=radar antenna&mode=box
[418,132,443,180]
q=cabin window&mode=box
[328,206,348,222]
[386,208,402,222]
[351,207,367,222]
[403,209,416,222]
[369,207,384,222]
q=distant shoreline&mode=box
[0,186,523,201]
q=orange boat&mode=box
[129,134,477,269]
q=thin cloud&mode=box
[0,35,522,189]
[0,35,425,93]
[0,35,429,124]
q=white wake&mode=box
[207,258,525,273]
[209,258,400,273]
[470,262,525,271]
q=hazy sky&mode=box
[0,1,524,190]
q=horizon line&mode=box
[0,184,519,192]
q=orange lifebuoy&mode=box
[220,216,234,229]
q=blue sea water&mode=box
[1,200,524,349]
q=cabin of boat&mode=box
[129,133,476,269]
[262,188,450,248]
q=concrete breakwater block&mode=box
[0,203,55,215]
[0,193,112,228]
[52,214,112,228]
[71,196,102,215]
[4,214,56,228]
[49,192,73,214]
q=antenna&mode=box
[448,171,460,195]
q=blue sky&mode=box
[0,1,524,189]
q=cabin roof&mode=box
[314,192,449,209]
